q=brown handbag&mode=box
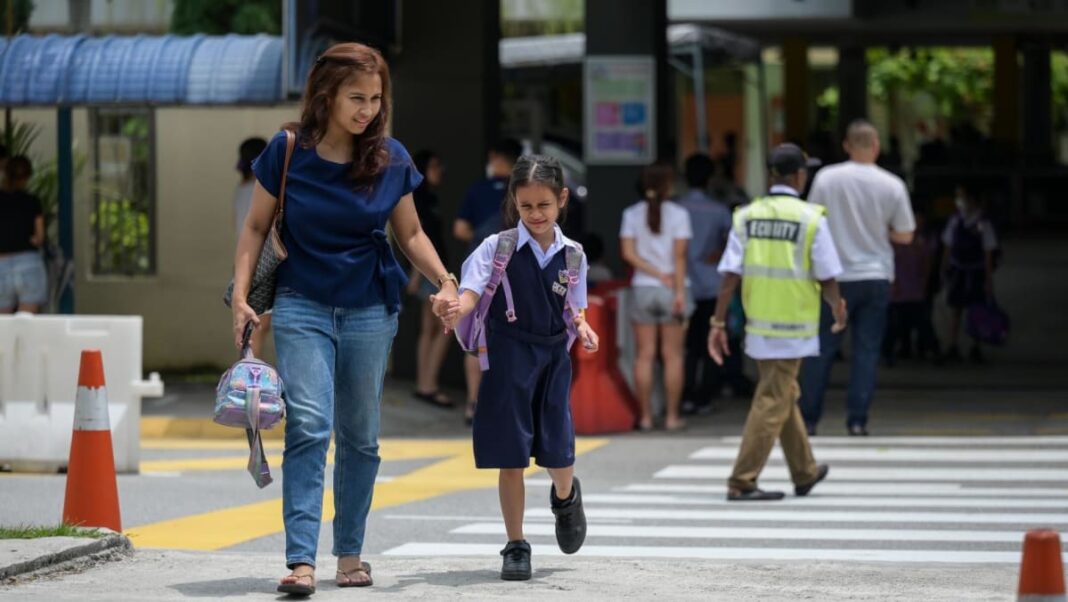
[223,129,296,315]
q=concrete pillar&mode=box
[783,37,809,145]
[390,1,500,384]
[836,44,867,138]
[585,0,669,269]
[992,36,1020,152]
[1022,41,1053,162]
[392,1,499,211]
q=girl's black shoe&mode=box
[500,539,531,581]
[551,477,587,554]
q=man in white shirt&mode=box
[799,120,915,437]
[708,144,847,501]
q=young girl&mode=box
[435,155,599,581]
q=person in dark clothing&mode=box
[678,153,732,415]
[941,184,998,363]
[0,156,48,313]
[884,211,941,363]
[407,150,454,408]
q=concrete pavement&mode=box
[1,548,1023,601]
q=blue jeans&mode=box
[273,287,398,569]
[799,280,890,429]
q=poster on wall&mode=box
[584,56,656,165]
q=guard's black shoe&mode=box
[727,487,786,501]
[795,464,829,497]
[500,539,531,581]
[551,477,587,554]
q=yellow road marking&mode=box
[140,439,474,473]
[141,417,284,440]
[127,438,609,550]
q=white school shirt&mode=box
[718,185,843,360]
[459,221,589,310]
[619,200,693,288]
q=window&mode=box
[90,108,156,276]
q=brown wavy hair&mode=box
[285,42,391,190]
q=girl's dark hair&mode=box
[503,154,567,228]
[285,42,392,190]
[641,163,674,234]
[5,155,32,182]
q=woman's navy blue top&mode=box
[252,131,422,312]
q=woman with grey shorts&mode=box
[0,156,48,314]
[619,164,693,431]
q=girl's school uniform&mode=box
[459,222,588,469]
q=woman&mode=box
[0,155,48,314]
[230,42,458,595]
[407,150,454,408]
[619,164,693,431]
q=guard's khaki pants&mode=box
[729,359,819,491]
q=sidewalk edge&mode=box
[0,533,132,581]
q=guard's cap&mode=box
[768,143,821,176]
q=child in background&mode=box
[885,210,940,363]
[434,155,599,581]
[942,184,998,363]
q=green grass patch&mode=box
[0,524,105,539]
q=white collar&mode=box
[517,221,574,252]
[769,184,800,197]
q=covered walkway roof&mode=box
[0,33,283,106]
[499,24,762,68]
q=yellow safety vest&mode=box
[735,195,825,338]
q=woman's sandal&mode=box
[336,561,373,588]
[412,390,455,409]
[277,571,316,596]
[464,400,477,426]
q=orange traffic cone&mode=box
[62,350,122,532]
[1018,529,1066,601]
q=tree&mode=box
[867,47,995,126]
[0,0,33,34]
[170,0,280,35]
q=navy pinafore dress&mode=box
[472,243,577,469]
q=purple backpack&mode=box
[214,323,285,487]
[455,228,584,371]
[966,299,1010,346]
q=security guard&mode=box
[708,143,848,501]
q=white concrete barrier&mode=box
[0,313,163,473]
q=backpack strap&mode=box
[244,386,272,488]
[472,229,519,370]
[562,243,585,351]
[240,339,272,489]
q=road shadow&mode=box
[374,567,575,593]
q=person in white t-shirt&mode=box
[799,120,916,437]
[620,163,693,432]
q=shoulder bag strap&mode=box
[273,130,297,230]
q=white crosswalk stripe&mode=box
[382,436,1068,564]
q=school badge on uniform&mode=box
[558,270,569,285]
[552,282,567,297]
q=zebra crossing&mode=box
[381,435,1068,564]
